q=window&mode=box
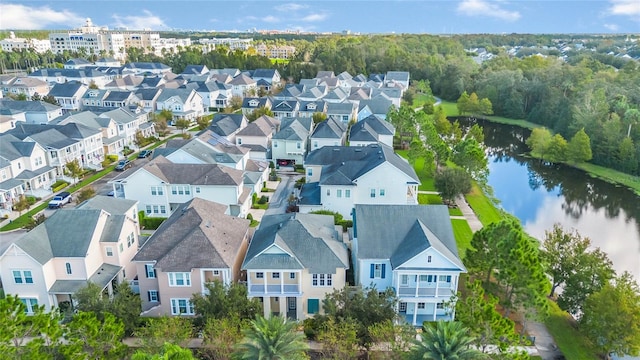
[168,272,191,287]
[146,205,152,214]
[20,298,38,314]
[272,272,280,279]
[296,142,301,149]
[148,290,159,302]
[13,270,33,284]
[289,272,296,279]
[153,205,159,214]
[65,263,72,275]
[171,186,177,195]
[345,189,350,198]
[256,272,264,279]
[127,233,135,248]
[308,298,319,314]
[326,189,330,196]
[313,141,318,148]
[379,189,385,196]
[418,303,425,309]
[119,243,124,252]
[371,263,385,279]
[336,189,342,198]
[160,206,166,214]
[106,247,113,257]
[419,275,428,282]
[237,138,242,145]
[195,187,201,193]
[213,270,220,275]
[145,264,156,278]
[307,168,312,176]
[273,141,278,148]
[370,188,376,198]
[170,298,194,315]
[427,256,432,263]
[437,302,444,309]
[399,302,407,312]
[151,186,164,195]
[401,275,409,286]
[439,275,452,283]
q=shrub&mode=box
[303,318,320,340]
[252,192,258,204]
[52,182,69,193]
[310,210,344,225]
[246,213,253,221]
[257,195,269,204]
[24,213,46,230]
[339,220,353,232]
[106,154,119,163]
[26,196,37,205]
[52,180,69,189]
[141,217,166,230]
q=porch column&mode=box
[435,277,439,297]
[264,272,268,294]
[433,303,437,321]
[415,275,420,296]
[296,298,303,320]
[280,273,284,293]
[263,297,270,318]
[412,302,418,326]
[279,296,286,316]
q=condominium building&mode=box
[198,38,253,52]
[0,32,51,53]
[49,19,126,60]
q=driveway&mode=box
[264,171,302,216]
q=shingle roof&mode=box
[156,88,195,103]
[354,205,465,271]
[242,213,348,273]
[209,114,246,136]
[117,156,244,185]
[134,198,250,272]
[77,195,137,216]
[349,115,395,141]
[0,99,61,113]
[230,74,256,85]
[311,116,346,139]
[273,117,312,141]
[236,115,279,137]
[47,82,87,98]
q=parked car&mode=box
[138,150,153,158]
[48,191,72,209]
[115,159,132,171]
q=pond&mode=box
[464,119,640,281]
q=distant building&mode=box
[254,44,296,59]
[198,38,253,52]
[0,32,51,53]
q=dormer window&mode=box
[307,103,316,110]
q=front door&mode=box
[287,297,297,320]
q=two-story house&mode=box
[298,143,419,217]
[326,102,358,124]
[242,213,349,320]
[0,196,140,311]
[1,77,50,100]
[271,117,314,165]
[134,198,251,316]
[271,100,300,119]
[241,97,272,116]
[47,82,88,113]
[0,99,63,124]
[229,74,257,98]
[250,69,281,92]
[357,98,393,121]
[135,88,163,113]
[110,156,251,218]
[349,115,395,148]
[99,107,150,150]
[208,113,248,143]
[56,111,125,157]
[235,115,280,161]
[309,116,347,151]
[352,204,465,325]
[122,62,172,76]
[156,89,204,124]
[297,100,327,118]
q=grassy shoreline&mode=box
[437,100,640,196]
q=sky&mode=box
[0,1,639,34]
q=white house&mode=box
[298,143,419,217]
[235,115,280,161]
[47,82,88,113]
[349,115,395,148]
[309,116,347,151]
[271,117,314,165]
[0,99,63,124]
[229,74,257,98]
[0,197,141,311]
[352,204,466,325]
[99,107,150,150]
[156,89,204,124]
[110,156,252,218]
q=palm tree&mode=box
[408,321,485,360]
[232,316,308,360]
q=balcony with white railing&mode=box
[248,283,301,295]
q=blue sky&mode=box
[1,1,639,34]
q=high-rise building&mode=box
[0,32,51,53]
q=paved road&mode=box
[264,170,302,216]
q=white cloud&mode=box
[604,23,620,31]
[263,15,280,23]
[607,0,640,16]
[112,10,166,30]
[301,13,328,22]
[457,0,521,22]
[0,4,84,29]
[275,3,308,12]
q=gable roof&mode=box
[311,116,346,139]
[209,113,247,136]
[230,74,256,85]
[236,115,279,137]
[134,198,250,271]
[0,99,60,113]
[156,88,196,103]
[349,115,395,141]
[242,213,348,273]
[354,204,465,271]
[47,82,88,98]
[13,209,104,264]
[76,195,138,215]
[273,117,313,141]
[0,134,38,161]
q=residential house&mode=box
[241,97,272,116]
[0,114,24,134]
[349,115,395,148]
[0,133,56,204]
[0,197,141,311]
[63,58,91,69]
[235,115,280,161]
[326,102,357,124]
[156,88,204,124]
[103,75,144,91]
[250,69,281,92]
[47,82,88,113]
[99,107,151,150]
[372,88,403,108]
[384,71,410,90]
[134,198,251,316]
[297,100,327,118]
[110,156,252,218]
[357,98,393,121]
[122,62,172,76]
[242,213,349,319]
[298,143,419,217]
[208,113,248,143]
[352,205,465,325]
[271,100,300,119]
[271,117,314,165]
[160,137,250,171]
[1,77,50,100]
[296,86,327,102]
[0,99,63,124]
[28,68,111,88]
[56,111,125,157]
[309,116,347,151]
[180,65,210,81]
[321,88,349,104]
[135,88,163,113]
[272,84,305,101]
[229,74,257,98]
[194,81,220,110]
[95,57,121,67]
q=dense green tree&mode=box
[64,159,84,184]
[12,194,30,215]
[387,105,417,148]
[132,342,196,360]
[408,321,485,360]
[434,167,472,203]
[201,316,248,360]
[580,272,640,358]
[617,137,638,174]
[451,138,488,181]
[175,118,191,134]
[247,107,274,122]
[196,115,212,130]
[233,316,309,360]
[60,312,128,360]
[467,124,485,144]
[546,133,568,163]
[317,317,359,360]
[567,128,593,163]
[134,316,194,354]
[312,111,327,124]
[192,280,261,326]
[75,186,96,203]
[73,282,141,336]
[368,320,416,359]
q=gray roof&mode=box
[49,263,121,294]
[311,116,346,139]
[359,98,393,115]
[30,68,106,79]
[273,117,313,141]
[236,115,279,137]
[298,100,326,113]
[156,88,195,103]
[76,195,137,215]
[0,99,61,113]
[242,97,270,109]
[304,143,418,184]
[349,115,395,140]
[272,100,299,112]
[0,134,37,161]
[174,138,247,165]
[135,88,162,101]
[14,209,103,264]
[134,198,250,272]
[242,213,348,273]
[116,156,244,186]
[103,90,135,102]
[209,114,246,136]
[385,71,410,82]
[326,101,356,115]
[354,205,465,271]
[251,68,279,81]
[229,74,256,85]
[11,127,79,150]
[316,71,335,79]
[47,82,87,98]
[0,178,24,191]
[15,165,55,180]
[124,62,171,71]
[99,107,140,124]
[297,182,321,206]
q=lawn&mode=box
[450,219,473,259]
[464,183,504,226]
[411,93,433,109]
[544,300,599,360]
[437,100,541,130]
[575,162,640,196]
[448,207,463,216]
[395,150,437,191]
[418,193,443,205]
